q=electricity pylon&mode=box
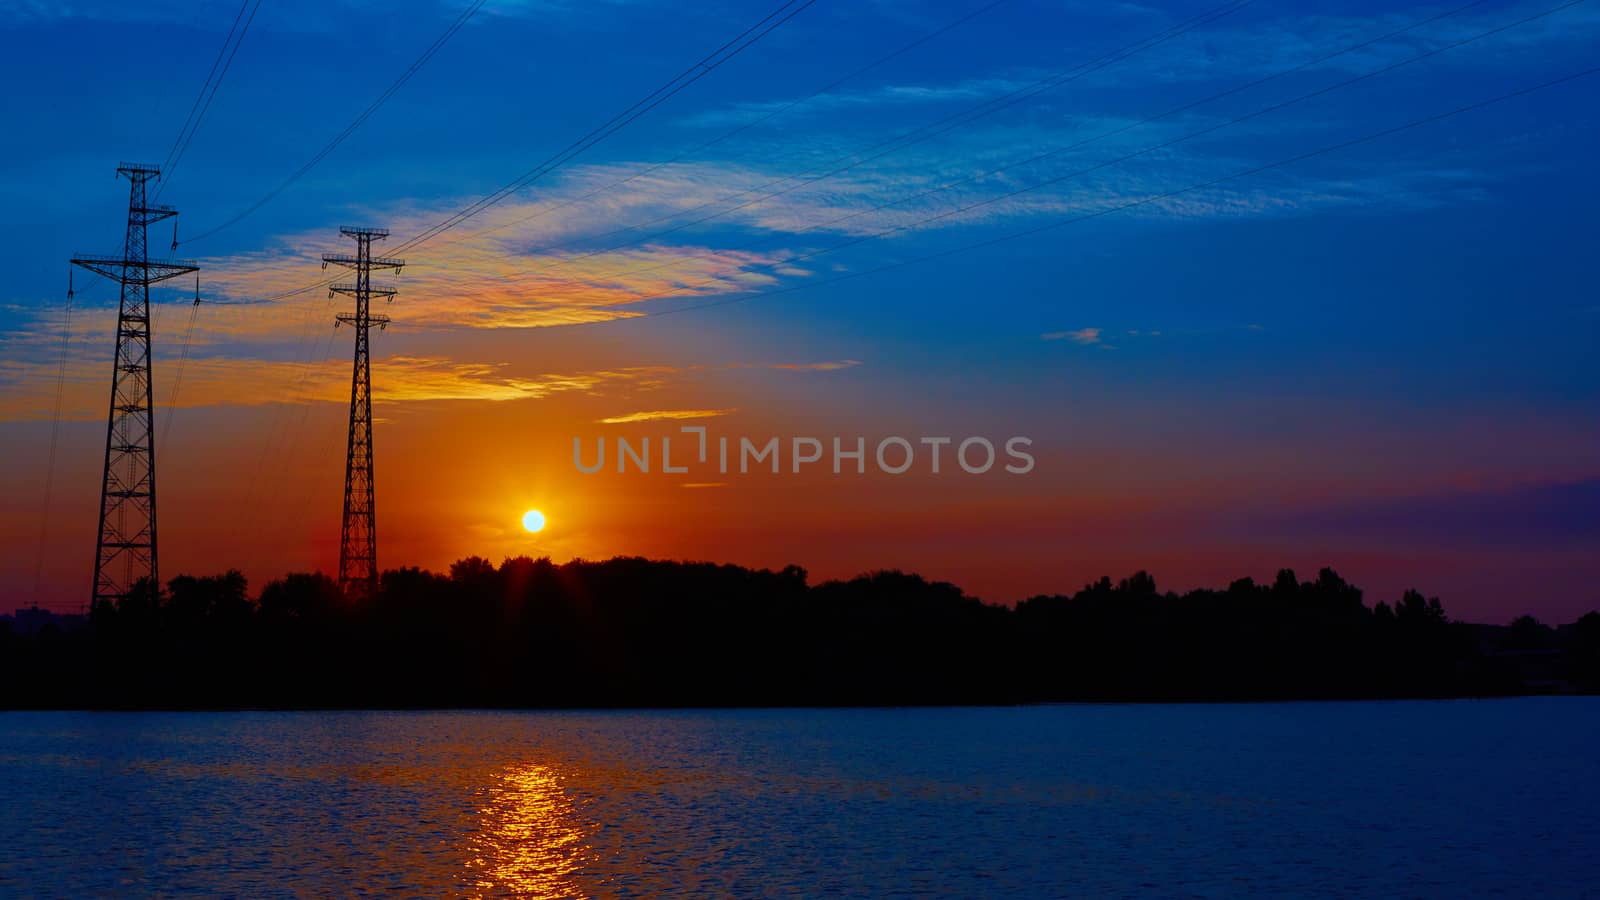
[71,163,198,608]
[323,226,402,601]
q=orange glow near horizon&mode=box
[3,319,1598,624]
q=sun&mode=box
[521,509,547,533]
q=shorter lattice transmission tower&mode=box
[71,163,198,607]
[322,227,403,601]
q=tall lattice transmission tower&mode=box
[71,163,198,608]
[322,226,403,601]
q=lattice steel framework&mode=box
[71,163,198,607]
[323,226,402,601]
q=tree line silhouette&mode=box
[3,557,1597,708]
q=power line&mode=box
[255,321,344,552]
[453,0,1254,279]
[491,0,1583,318]
[245,0,817,307]
[491,0,1502,294]
[183,0,489,245]
[169,0,483,471]
[157,0,265,197]
[383,2,815,253]
[641,65,1600,321]
[391,0,818,254]
[140,0,264,427]
[445,0,1017,251]
[157,0,251,178]
[160,291,203,449]
[219,2,819,550]
[263,0,1236,300]
[470,0,1574,318]
[231,290,342,539]
[230,325,332,550]
[31,278,80,604]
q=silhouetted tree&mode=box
[1,557,1594,709]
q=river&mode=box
[2,700,1596,896]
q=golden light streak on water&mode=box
[464,764,595,898]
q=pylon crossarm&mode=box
[132,205,178,225]
[330,283,397,298]
[322,253,405,270]
[71,255,199,284]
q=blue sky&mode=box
[1,0,1597,618]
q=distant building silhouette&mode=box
[9,606,87,638]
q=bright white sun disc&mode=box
[521,509,546,533]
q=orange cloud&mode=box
[0,355,684,421]
[769,359,862,371]
[191,206,809,340]
[598,408,738,425]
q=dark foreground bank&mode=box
[3,557,1597,708]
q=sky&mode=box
[0,0,1596,620]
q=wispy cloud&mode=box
[0,344,872,420]
[1042,327,1101,345]
[768,359,861,371]
[0,122,1505,371]
[140,62,1535,349]
[598,408,737,425]
[197,224,802,337]
[0,354,682,421]
[6,1,1556,367]
[676,76,1036,129]
[1130,4,1600,85]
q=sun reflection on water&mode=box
[464,763,594,898]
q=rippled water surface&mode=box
[3,700,1598,896]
